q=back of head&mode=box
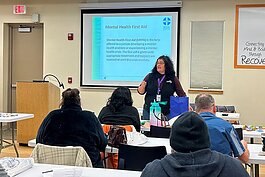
[170,111,210,153]
[60,88,81,107]
[107,86,133,112]
[195,93,215,112]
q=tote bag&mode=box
[107,126,127,148]
[169,96,189,119]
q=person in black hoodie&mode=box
[36,88,107,168]
[141,112,250,177]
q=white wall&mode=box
[181,0,265,125]
[1,0,265,126]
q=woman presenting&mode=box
[137,55,186,120]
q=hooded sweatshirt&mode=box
[141,149,250,177]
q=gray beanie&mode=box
[170,111,210,153]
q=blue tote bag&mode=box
[169,96,189,119]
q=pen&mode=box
[42,170,53,174]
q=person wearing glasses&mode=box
[137,55,186,120]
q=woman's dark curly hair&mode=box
[60,88,81,107]
[151,55,176,79]
[107,86,133,112]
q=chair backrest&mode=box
[216,105,236,113]
[30,143,92,167]
[190,103,196,110]
[150,125,171,138]
[235,128,243,140]
[118,144,167,171]
[102,124,134,134]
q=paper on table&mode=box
[43,168,83,177]
[0,157,33,177]
[127,132,148,145]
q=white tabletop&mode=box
[16,163,141,177]
[106,137,265,165]
[106,137,172,154]
[243,130,264,139]
[248,144,265,165]
[0,113,34,122]
[141,137,172,153]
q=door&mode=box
[9,23,43,113]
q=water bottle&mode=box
[150,100,162,126]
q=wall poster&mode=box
[235,4,265,69]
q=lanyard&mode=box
[157,75,165,94]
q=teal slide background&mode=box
[91,15,172,81]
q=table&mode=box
[248,144,265,177]
[0,113,34,157]
[244,130,264,144]
[16,163,141,177]
[106,137,172,154]
[106,137,265,177]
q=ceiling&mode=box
[0,0,185,5]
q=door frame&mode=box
[4,23,44,113]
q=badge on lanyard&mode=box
[157,75,165,102]
[156,94,161,102]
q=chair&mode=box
[118,144,167,171]
[235,128,243,140]
[150,125,171,138]
[102,124,134,134]
[216,105,236,113]
[102,124,134,169]
[190,103,196,110]
[30,143,92,167]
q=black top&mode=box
[98,105,141,132]
[142,73,186,116]
[36,103,107,167]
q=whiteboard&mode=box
[234,4,265,69]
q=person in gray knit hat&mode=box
[141,111,250,177]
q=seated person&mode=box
[36,88,107,168]
[195,93,249,163]
[141,112,250,177]
[98,86,140,132]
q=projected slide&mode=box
[81,4,180,87]
[91,16,172,81]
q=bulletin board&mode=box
[234,4,265,69]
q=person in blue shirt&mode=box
[195,93,249,163]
